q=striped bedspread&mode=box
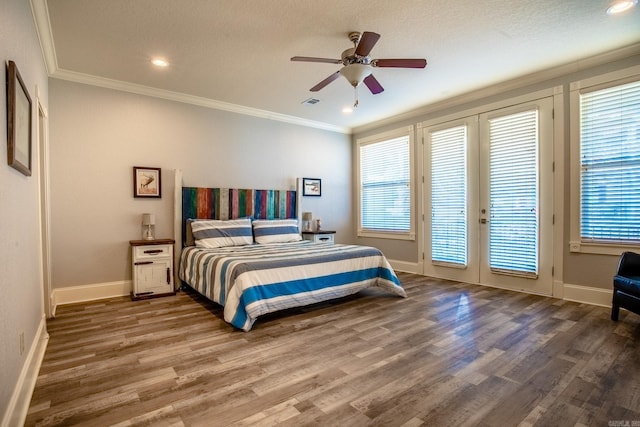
[179,241,406,331]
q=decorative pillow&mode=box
[191,218,253,248]
[252,219,302,244]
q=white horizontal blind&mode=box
[489,110,539,275]
[360,136,411,232]
[580,80,640,243]
[431,125,467,266]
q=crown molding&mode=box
[32,0,637,137]
[30,0,57,74]
[29,0,350,135]
[352,42,640,134]
[50,68,350,134]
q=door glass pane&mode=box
[489,110,539,275]
[431,125,467,265]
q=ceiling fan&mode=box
[291,31,427,107]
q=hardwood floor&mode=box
[26,272,640,426]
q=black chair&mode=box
[612,251,640,321]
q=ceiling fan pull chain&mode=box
[354,85,359,108]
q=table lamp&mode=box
[141,213,155,240]
[302,212,313,232]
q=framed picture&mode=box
[302,177,321,197]
[6,61,32,176]
[133,166,161,198]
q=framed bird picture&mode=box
[133,166,161,198]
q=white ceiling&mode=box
[35,0,640,133]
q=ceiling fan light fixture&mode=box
[151,58,169,67]
[339,64,372,87]
[606,0,637,14]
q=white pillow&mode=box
[191,218,253,248]
[252,219,302,244]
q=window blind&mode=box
[489,110,539,275]
[360,136,411,232]
[431,125,467,266]
[580,80,640,243]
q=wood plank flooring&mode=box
[26,272,640,426]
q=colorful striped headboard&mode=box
[182,187,297,241]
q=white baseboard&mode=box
[49,276,611,313]
[562,283,612,308]
[51,280,132,314]
[388,260,420,274]
[389,264,612,308]
[2,316,49,427]
[553,279,564,299]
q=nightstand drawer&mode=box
[314,234,334,243]
[302,231,336,243]
[134,244,172,260]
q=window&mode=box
[357,126,414,239]
[570,68,640,254]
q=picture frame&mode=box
[302,177,321,197]
[133,166,161,198]
[6,60,32,176]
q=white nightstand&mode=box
[130,239,175,300]
[301,230,336,243]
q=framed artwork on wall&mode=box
[302,177,321,197]
[133,166,162,198]
[6,60,32,176]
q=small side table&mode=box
[130,238,175,300]
[301,230,336,243]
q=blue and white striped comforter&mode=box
[179,241,406,331]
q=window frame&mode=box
[569,65,640,255]
[356,125,415,240]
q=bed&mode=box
[174,181,406,331]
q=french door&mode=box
[423,97,554,295]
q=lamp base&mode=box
[142,225,155,240]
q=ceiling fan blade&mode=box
[374,58,427,68]
[354,31,380,57]
[310,71,341,92]
[291,56,341,64]
[363,74,384,94]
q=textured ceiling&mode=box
[35,0,640,133]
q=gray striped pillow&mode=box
[191,218,253,248]
[252,219,301,244]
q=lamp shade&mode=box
[141,213,155,225]
[340,64,372,87]
[302,212,313,221]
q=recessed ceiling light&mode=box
[607,0,637,15]
[151,58,169,67]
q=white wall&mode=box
[0,0,49,423]
[48,79,352,289]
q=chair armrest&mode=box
[617,252,640,277]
